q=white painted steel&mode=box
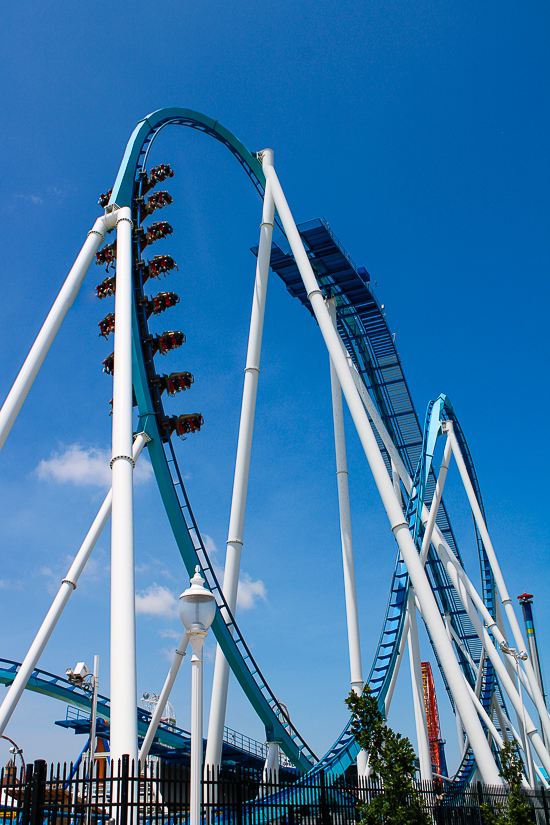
[448,429,550,745]
[342,350,550,773]
[0,212,118,453]
[464,679,504,749]
[494,700,511,744]
[407,592,433,781]
[433,538,550,775]
[110,207,138,764]
[89,656,99,769]
[457,673,535,792]
[495,596,535,750]
[384,613,410,713]
[507,648,535,788]
[0,433,147,737]
[497,700,533,756]
[139,633,189,763]
[265,163,503,785]
[327,300,364,693]
[384,506,438,723]
[437,534,539,712]
[205,161,275,773]
[407,434,450,781]
[419,433,452,565]
[391,459,402,503]
[262,742,280,785]
[327,299,366,776]
[189,631,207,825]
[442,614,466,757]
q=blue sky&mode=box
[1,0,549,775]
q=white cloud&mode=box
[160,647,177,663]
[17,193,43,204]
[204,535,218,558]
[237,572,267,610]
[36,444,153,487]
[203,534,267,611]
[135,584,179,618]
[158,628,180,640]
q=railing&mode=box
[224,726,265,758]
[3,759,550,825]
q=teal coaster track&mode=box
[109,108,510,780]
[3,109,509,782]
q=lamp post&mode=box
[500,642,534,787]
[1,735,25,773]
[179,567,216,825]
[66,658,100,825]
[66,658,99,772]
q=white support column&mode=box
[327,299,366,776]
[110,207,138,764]
[264,162,503,786]
[513,652,535,787]
[139,633,189,763]
[458,677,537,791]
[434,538,550,775]
[391,459,402,502]
[338,356,550,775]
[0,433,148,737]
[205,160,275,773]
[448,429,550,745]
[189,631,207,825]
[262,742,280,785]
[446,616,532,780]
[89,655,99,771]
[0,212,117,453]
[493,699,510,744]
[443,614,466,756]
[407,592,433,781]
[434,514,547,759]
[384,613,410,714]
[418,432,452,566]
[408,433,451,781]
[205,159,275,771]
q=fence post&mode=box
[541,787,549,825]
[476,781,485,825]
[236,764,243,825]
[28,760,47,825]
[19,763,34,825]
[119,754,129,825]
[320,769,330,825]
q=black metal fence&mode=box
[2,758,550,825]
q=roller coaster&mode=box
[0,108,548,791]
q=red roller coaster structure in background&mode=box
[422,662,448,777]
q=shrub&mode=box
[346,686,430,825]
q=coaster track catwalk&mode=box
[0,108,547,788]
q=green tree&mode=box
[480,742,534,825]
[345,686,430,825]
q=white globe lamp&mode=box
[179,566,216,825]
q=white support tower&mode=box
[4,122,548,791]
[327,298,368,777]
[110,208,138,764]
[0,428,148,737]
[205,156,275,773]
[264,160,504,785]
[0,211,118,453]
